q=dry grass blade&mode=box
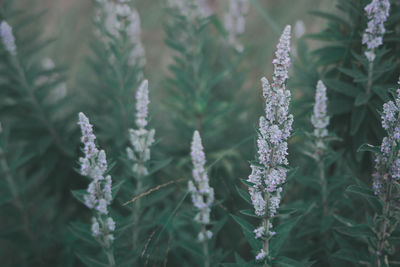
[123,178,185,206]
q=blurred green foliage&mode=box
[1,0,400,266]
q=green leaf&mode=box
[76,252,109,267]
[354,92,371,106]
[69,222,97,246]
[239,209,259,218]
[346,184,381,212]
[236,186,252,205]
[335,224,375,239]
[270,216,301,256]
[112,179,124,199]
[71,190,87,206]
[331,249,366,264]
[346,184,375,199]
[231,214,260,251]
[350,106,366,135]
[240,178,255,187]
[148,158,173,175]
[308,11,350,28]
[357,143,379,153]
[249,0,281,36]
[273,256,314,267]
[324,79,359,97]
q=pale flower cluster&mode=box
[126,80,155,177]
[35,58,67,103]
[311,80,330,138]
[224,0,249,52]
[362,0,390,61]
[188,131,214,241]
[167,0,212,18]
[246,26,292,261]
[373,78,400,196]
[0,21,16,55]
[95,0,146,68]
[78,112,115,242]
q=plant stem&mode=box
[0,146,34,242]
[375,181,392,267]
[106,249,116,267]
[318,155,328,215]
[12,57,63,148]
[132,178,143,250]
[366,49,374,95]
[201,225,210,267]
[263,217,270,267]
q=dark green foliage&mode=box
[306,0,400,177]
[1,0,400,266]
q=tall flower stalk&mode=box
[188,130,214,267]
[94,0,146,70]
[167,0,212,18]
[371,78,400,266]
[246,25,292,264]
[311,80,330,213]
[78,112,116,266]
[0,21,17,55]
[224,0,249,52]
[362,0,390,94]
[126,79,155,249]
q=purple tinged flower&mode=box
[294,20,306,39]
[95,0,146,68]
[106,217,116,231]
[135,80,150,129]
[0,21,16,55]
[245,27,292,260]
[256,249,267,261]
[127,80,155,177]
[373,77,400,195]
[311,80,330,138]
[91,218,100,237]
[224,0,249,52]
[362,0,390,62]
[77,113,115,241]
[188,131,214,240]
[254,226,265,239]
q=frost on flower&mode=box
[224,0,249,52]
[127,80,155,177]
[311,80,330,138]
[246,26,292,260]
[362,0,390,62]
[0,21,17,55]
[95,0,146,68]
[78,112,115,243]
[188,131,214,241]
[373,77,400,196]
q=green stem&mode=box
[263,217,270,267]
[318,154,328,215]
[201,225,210,267]
[105,250,116,267]
[0,146,34,241]
[366,49,374,95]
[375,181,392,267]
[12,57,63,148]
[132,178,142,250]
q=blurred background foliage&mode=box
[1,0,400,266]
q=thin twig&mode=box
[123,178,185,206]
[141,228,157,258]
